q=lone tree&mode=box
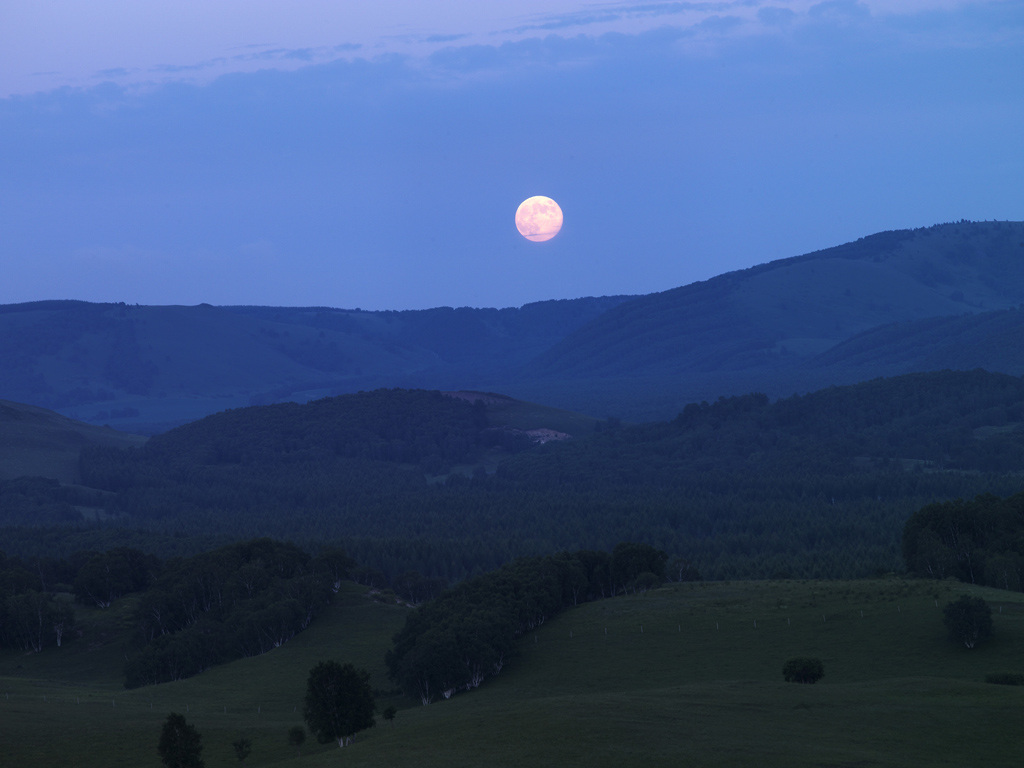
[943,595,993,649]
[783,658,824,684]
[303,661,376,748]
[287,726,306,757]
[158,713,205,768]
[231,738,251,766]
[382,705,397,727]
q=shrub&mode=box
[783,657,824,684]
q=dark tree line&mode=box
[903,491,1024,591]
[385,543,671,704]
[124,540,353,687]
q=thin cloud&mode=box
[151,58,228,74]
[424,33,471,43]
[502,1,741,34]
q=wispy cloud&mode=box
[424,33,470,43]
[502,1,742,34]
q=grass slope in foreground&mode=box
[2,579,1023,767]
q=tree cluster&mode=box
[385,544,668,704]
[124,540,351,687]
[0,587,75,653]
[0,546,121,652]
[903,491,1024,591]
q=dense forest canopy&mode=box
[4,371,1024,582]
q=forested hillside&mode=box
[534,221,1024,379]
[4,372,1023,583]
[511,221,1024,420]
[814,306,1024,373]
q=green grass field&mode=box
[2,578,1022,767]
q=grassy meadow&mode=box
[2,578,1023,767]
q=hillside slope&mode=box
[0,399,145,483]
[813,306,1024,373]
[532,221,1024,380]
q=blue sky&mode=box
[1,1,1022,309]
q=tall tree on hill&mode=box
[303,661,376,748]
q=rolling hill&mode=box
[0,399,145,483]
[1,370,1015,582]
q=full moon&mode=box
[515,196,563,242]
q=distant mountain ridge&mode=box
[506,220,1024,419]
[2,220,1023,427]
[532,221,1024,378]
[0,296,630,432]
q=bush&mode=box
[985,672,1024,686]
[783,657,824,684]
[942,596,993,649]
